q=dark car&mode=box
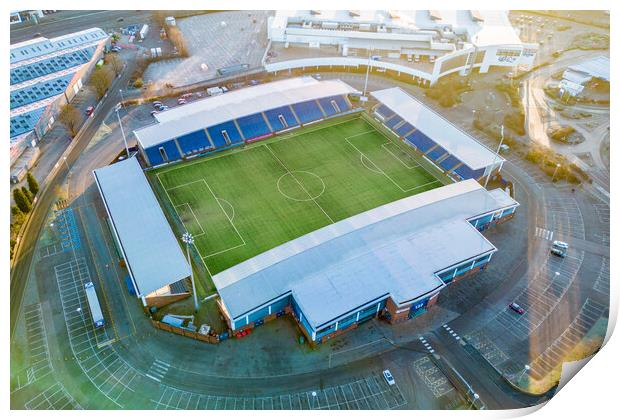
[509,302,525,315]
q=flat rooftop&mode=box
[566,55,610,82]
[93,157,191,297]
[134,77,358,150]
[215,179,517,328]
[371,87,503,170]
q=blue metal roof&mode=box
[10,106,46,138]
[10,74,73,110]
[11,46,96,85]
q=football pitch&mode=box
[151,116,447,276]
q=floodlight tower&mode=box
[182,232,199,312]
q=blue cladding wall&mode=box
[10,106,45,138]
[236,113,271,139]
[439,155,460,171]
[405,130,436,153]
[292,100,324,123]
[394,122,414,137]
[176,130,211,154]
[264,106,298,131]
[207,120,243,146]
[426,145,448,161]
[376,104,395,119]
[10,74,74,110]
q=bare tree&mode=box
[167,26,189,57]
[107,53,124,76]
[58,104,82,137]
[90,67,114,99]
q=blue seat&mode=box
[439,155,460,171]
[375,104,395,120]
[145,140,182,165]
[404,130,436,153]
[176,130,211,154]
[291,100,324,124]
[453,164,485,180]
[236,113,271,139]
[207,120,243,147]
[318,95,349,116]
[264,106,298,131]
[385,115,403,129]
[394,122,414,137]
[426,145,448,162]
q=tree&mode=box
[107,53,124,76]
[59,104,82,137]
[26,172,39,196]
[13,188,31,213]
[90,67,114,99]
[21,186,33,203]
[11,206,22,217]
[167,26,189,57]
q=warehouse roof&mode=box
[215,179,518,328]
[93,157,191,297]
[134,77,358,149]
[565,56,610,82]
[371,87,503,170]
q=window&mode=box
[330,100,340,113]
[496,49,521,57]
[278,114,288,128]
[158,147,168,162]
[221,130,231,144]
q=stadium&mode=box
[94,76,517,344]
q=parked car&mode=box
[152,101,163,108]
[550,241,569,258]
[150,110,159,117]
[110,46,122,53]
[177,98,187,105]
[85,106,95,117]
[383,370,395,386]
[509,302,525,315]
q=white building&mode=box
[266,10,537,85]
[559,55,609,98]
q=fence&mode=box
[150,319,220,344]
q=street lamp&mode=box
[115,103,130,158]
[517,364,531,383]
[551,163,561,182]
[470,392,479,409]
[311,391,318,409]
[484,125,505,189]
[119,89,124,108]
[182,232,199,312]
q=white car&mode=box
[383,370,395,386]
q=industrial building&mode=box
[10,28,109,165]
[371,87,504,181]
[559,55,610,98]
[134,77,359,166]
[215,179,518,344]
[93,157,192,308]
[265,10,538,85]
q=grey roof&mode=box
[566,56,610,82]
[134,77,357,149]
[215,179,518,328]
[371,87,503,170]
[93,157,191,297]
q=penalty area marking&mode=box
[381,143,421,169]
[174,203,206,237]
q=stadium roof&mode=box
[134,77,358,149]
[93,157,191,297]
[371,87,503,170]
[215,179,518,328]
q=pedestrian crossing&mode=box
[535,227,554,241]
[146,359,170,383]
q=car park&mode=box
[509,302,525,314]
[383,370,396,386]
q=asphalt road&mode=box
[10,10,153,43]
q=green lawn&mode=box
[151,116,447,277]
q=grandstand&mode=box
[371,87,504,182]
[134,77,359,166]
[10,28,108,165]
[213,179,518,343]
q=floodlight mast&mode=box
[182,232,199,312]
[484,125,504,189]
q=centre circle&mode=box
[277,171,326,202]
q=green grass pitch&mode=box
[151,115,448,278]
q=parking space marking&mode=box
[413,356,455,398]
[24,382,82,410]
[529,299,607,380]
[592,258,610,295]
